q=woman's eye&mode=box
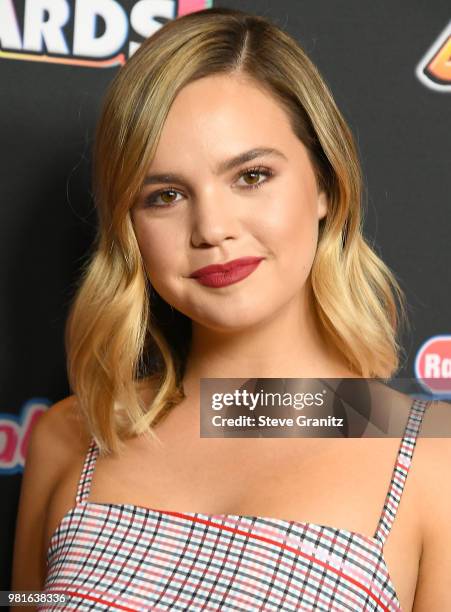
[237,167,273,189]
[144,188,183,208]
[143,166,273,208]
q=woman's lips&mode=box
[189,256,265,288]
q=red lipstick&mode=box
[189,256,265,288]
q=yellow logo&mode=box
[416,21,451,91]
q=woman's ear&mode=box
[317,190,328,220]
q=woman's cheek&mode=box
[136,227,170,269]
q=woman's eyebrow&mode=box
[143,147,287,185]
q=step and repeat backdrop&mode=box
[1,0,450,588]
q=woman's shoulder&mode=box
[35,376,162,455]
[367,384,451,523]
[410,399,451,607]
[383,390,451,498]
[12,395,92,592]
[43,393,91,437]
[31,394,92,469]
[362,388,451,606]
[414,399,451,501]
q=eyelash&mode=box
[143,165,274,209]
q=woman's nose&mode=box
[190,186,241,248]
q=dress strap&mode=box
[374,398,429,546]
[75,438,99,505]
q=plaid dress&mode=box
[40,398,429,611]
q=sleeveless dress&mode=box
[40,398,429,611]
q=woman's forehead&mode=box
[147,74,299,170]
[165,73,292,130]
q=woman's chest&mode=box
[48,433,422,609]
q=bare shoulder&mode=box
[414,399,451,489]
[410,399,451,513]
[36,394,91,456]
[25,394,89,485]
[412,400,451,610]
[11,394,90,596]
[21,393,91,511]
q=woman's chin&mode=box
[189,309,277,335]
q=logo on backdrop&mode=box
[0,399,50,474]
[416,20,451,92]
[415,335,451,396]
[0,0,212,68]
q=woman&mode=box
[12,7,450,611]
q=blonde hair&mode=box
[65,7,409,455]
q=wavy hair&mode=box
[65,7,409,455]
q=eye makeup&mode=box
[142,165,275,209]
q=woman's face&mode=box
[131,73,328,332]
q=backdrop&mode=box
[1,0,450,589]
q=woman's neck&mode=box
[182,295,357,391]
